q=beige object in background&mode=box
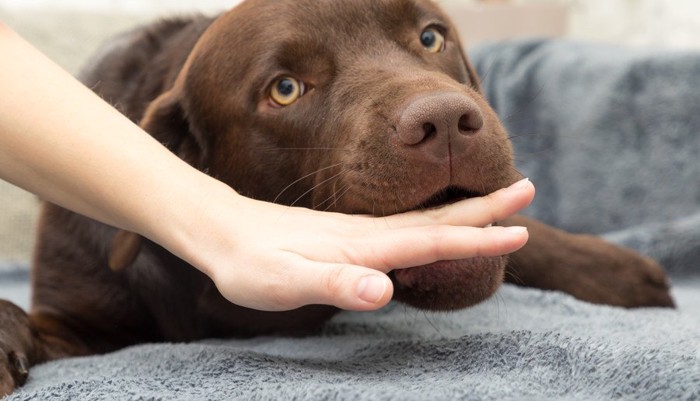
[441,0,568,47]
[0,181,37,262]
[0,10,152,263]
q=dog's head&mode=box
[141,0,519,311]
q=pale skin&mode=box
[0,23,535,312]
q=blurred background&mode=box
[1,0,700,263]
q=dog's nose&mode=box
[396,92,483,158]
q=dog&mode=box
[0,0,674,395]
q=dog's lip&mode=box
[401,186,497,227]
[391,257,503,286]
[390,256,507,310]
[416,186,484,210]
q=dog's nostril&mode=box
[458,113,482,134]
[422,122,437,140]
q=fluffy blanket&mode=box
[3,39,700,400]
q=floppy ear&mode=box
[109,230,142,272]
[140,86,207,167]
[458,44,482,93]
[109,86,205,272]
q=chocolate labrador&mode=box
[0,0,674,395]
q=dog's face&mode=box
[142,0,519,310]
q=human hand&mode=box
[172,178,535,312]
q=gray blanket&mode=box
[3,39,700,400]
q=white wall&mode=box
[556,0,700,49]
[454,0,700,49]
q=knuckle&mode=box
[321,266,347,300]
[266,283,293,308]
[424,225,448,255]
[424,225,448,242]
[426,205,448,222]
[481,193,501,221]
[260,266,297,309]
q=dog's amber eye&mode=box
[270,77,304,106]
[420,27,445,53]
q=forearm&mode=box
[0,23,219,265]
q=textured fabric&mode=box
[3,273,699,401]
[470,39,700,277]
[3,39,700,400]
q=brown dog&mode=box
[0,0,674,395]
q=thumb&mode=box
[217,256,395,312]
[284,259,395,311]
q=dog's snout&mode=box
[396,92,483,157]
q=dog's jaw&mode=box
[387,186,508,311]
[391,256,507,311]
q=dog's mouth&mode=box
[412,186,495,228]
[416,186,484,210]
[390,185,506,311]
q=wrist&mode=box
[142,169,245,278]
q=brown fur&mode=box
[0,0,673,395]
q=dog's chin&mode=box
[390,256,507,311]
[391,256,507,311]
[388,186,506,311]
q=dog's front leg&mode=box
[0,300,92,396]
[0,300,39,396]
[502,215,675,308]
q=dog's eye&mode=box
[420,27,445,53]
[270,77,305,106]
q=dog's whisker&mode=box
[313,181,348,211]
[493,291,507,323]
[289,170,346,209]
[506,132,553,141]
[513,147,557,158]
[422,310,443,336]
[273,162,344,204]
[505,166,527,182]
[320,178,347,211]
[498,113,539,128]
[325,185,352,212]
[504,262,525,286]
[311,175,341,210]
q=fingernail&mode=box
[357,275,387,304]
[509,178,530,190]
[504,226,527,234]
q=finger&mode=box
[215,254,393,312]
[346,225,529,272]
[376,177,535,229]
[282,260,394,311]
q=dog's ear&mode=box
[140,86,207,167]
[109,85,206,273]
[458,45,482,93]
[109,230,141,272]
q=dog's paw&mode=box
[506,220,675,309]
[609,251,674,308]
[574,238,674,308]
[0,348,29,397]
[0,300,34,397]
[545,234,674,308]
